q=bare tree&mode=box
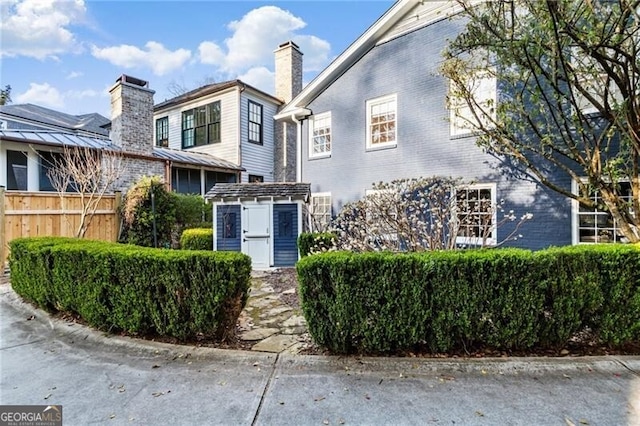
[441,0,640,242]
[166,76,217,98]
[329,177,532,253]
[45,145,123,238]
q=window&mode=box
[171,167,201,194]
[182,101,221,148]
[205,170,236,192]
[248,101,263,144]
[449,72,496,137]
[38,151,75,192]
[223,212,237,239]
[155,117,169,147]
[455,184,496,245]
[248,174,264,183]
[6,150,27,191]
[366,94,397,149]
[311,193,332,231]
[575,181,633,243]
[309,112,331,157]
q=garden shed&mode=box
[205,182,310,268]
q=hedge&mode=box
[181,228,214,250]
[296,245,640,354]
[9,237,252,340]
[297,232,337,257]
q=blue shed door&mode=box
[273,204,298,267]
[216,205,241,252]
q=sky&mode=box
[0,0,396,118]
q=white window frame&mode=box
[449,72,496,137]
[310,192,332,231]
[309,112,332,158]
[366,94,397,150]
[572,178,634,244]
[454,183,497,246]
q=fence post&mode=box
[0,187,5,271]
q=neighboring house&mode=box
[153,41,303,187]
[275,0,589,250]
[0,75,243,195]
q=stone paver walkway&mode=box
[236,270,312,354]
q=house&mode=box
[153,41,303,189]
[274,0,616,250]
[0,75,244,195]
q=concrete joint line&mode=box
[251,352,280,426]
[0,338,46,351]
[613,357,640,376]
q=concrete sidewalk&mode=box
[1,284,639,426]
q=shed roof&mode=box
[0,129,117,150]
[205,182,311,201]
[153,147,244,171]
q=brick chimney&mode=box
[274,41,303,103]
[109,74,155,156]
[274,41,303,182]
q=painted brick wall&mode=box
[301,17,572,249]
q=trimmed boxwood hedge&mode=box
[296,245,640,354]
[9,237,251,340]
[180,228,214,250]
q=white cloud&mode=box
[198,6,332,77]
[0,0,86,59]
[198,41,225,66]
[238,67,275,94]
[91,42,191,76]
[66,71,83,80]
[15,82,64,108]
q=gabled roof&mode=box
[154,79,283,112]
[0,104,110,136]
[275,0,463,120]
[205,182,310,201]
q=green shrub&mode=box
[120,176,176,248]
[297,245,640,354]
[297,232,337,257]
[9,237,251,340]
[181,228,214,250]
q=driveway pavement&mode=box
[1,283,639,425]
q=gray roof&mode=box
[0,129,119,150]
[153,147,244,171]
[0,104,110,136]
[205,182,311,201]
[154,80,283,112]
[1,129,243,173]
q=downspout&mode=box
[238,83,246,182]
[291,113,305,182]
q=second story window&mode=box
[248,101,263,144]
[182,101,221,149]
[366,94,397,150]
[155,117,168,147]
[310,112,331,158]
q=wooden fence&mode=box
[0,189,121,267]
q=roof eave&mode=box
[277,0,417,117]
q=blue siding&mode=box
[301,16,572,250]
[273,204,298,266]
[216,205,241,252]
